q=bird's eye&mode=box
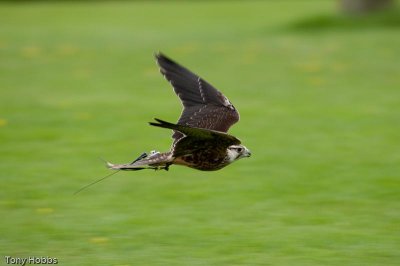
[237,148,243,152]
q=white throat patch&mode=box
[226,148,240,163]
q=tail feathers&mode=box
[107,151,173,171]
[106,161,147,171]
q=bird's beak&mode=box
[246,150,252,157]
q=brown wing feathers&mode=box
[149,118,241,144]
[156,53,222,106]
[155,53,240,134]
[149,118,241,157]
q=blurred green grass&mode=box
[0,1,399,265]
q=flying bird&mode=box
[107,53,251,171]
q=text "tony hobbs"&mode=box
[4,256,58,265]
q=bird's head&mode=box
[227,145,251,162]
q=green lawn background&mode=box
[0,1,399,265]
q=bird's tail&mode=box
[106,151,173,171]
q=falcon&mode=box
[107,53,251,171]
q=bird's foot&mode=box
[151,165,169,171]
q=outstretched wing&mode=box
[155,53,239,141]
[149,119,240,157]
